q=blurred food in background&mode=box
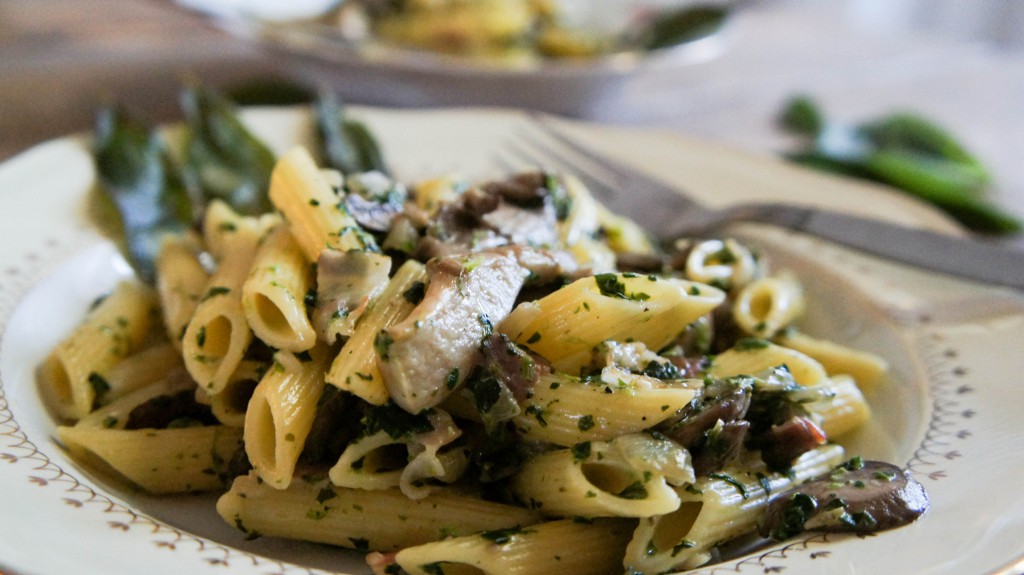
[778,95,1022,236]
[332,0,729,64]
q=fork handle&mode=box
[751,205,1024,290]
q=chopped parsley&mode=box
[316,486,337,504]
[480,526,532,545]
[595,273,650,301]
[617,481,649,500]
[768,492,817,540]
[572,442,592,461]
[445,367,460,390]
[88,372,110,406]
[641,360,683,380]
[403,281,426,305]
[362,403,433,439]
[734,337,771,351]
[708,472,749,499]
[374,331,394,361]
[202,286,231,301]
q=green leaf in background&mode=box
[778,95,1021,235]
[632,5,729,52]
[777,95,824,138]
[314,90,390,176]
[92,106,194,282]
[226,77,316,107]
[180,83,276,216]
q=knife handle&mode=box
[794,209,1024,290]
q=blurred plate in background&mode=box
[176,0,733,115]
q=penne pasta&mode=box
[512,434,693,519]
[242,225,317,352]
[807,374,871,438]
[325,259,427,405]
[395,518,635,575]
[40,281,157,420]
[775,328,889,391]
[100,342,185,403]
[268,146,373,261]
[732,272,805,338]
[208,360,265,428]
[623,444,846,574]
[245,344,331,489]
[514,373,697,446]
[57,425,243,494]
[682,238,759,290]
[182,201,262,395]
[500,273,724,374]
[709,340,828,387]
[217,473,541,552]
[154,231,208,349]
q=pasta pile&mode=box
[42,146,891,575]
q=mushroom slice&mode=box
[379,252,524,413]
[760,459,929,540]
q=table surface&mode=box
[2,0,1022,241]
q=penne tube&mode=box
[182,201,261,395]
[500,274,724,375]
[413,174,466,216]
[683,238,759,291]
[73,372,195,431]
[512,434,693,519]
[624,444,846,574]
[217,474,541,552]
[40,281,157,420]
[101,342,184,403]
[242,225,317,352]
[514,373,697,446]
[245,344,331,489]
[329,408,465,500]
[807,374,871,438]
[208,360,265,428]
[268,146,373,261]
[57,425,242,494]
[732,272,805,338]
[557,173,602,247]
[154,231,208,349]
[709,340,828,387]
[396,518,635,575]
[325,259,427,405]
[775,328,889,392]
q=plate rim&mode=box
[1,105,1022,575]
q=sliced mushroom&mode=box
[343,192,404,232]
[492,244,581,285]
[656,376,753,475]
[313,250,392,343]
[379,252,525,413]
[479,332,552,404]
[759,459,929,540]
[480,199,558,247]
[416,173,560,258]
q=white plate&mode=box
[1,107,1023,575]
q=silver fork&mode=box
[500,114,1024,291]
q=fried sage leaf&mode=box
[315,91,389,176]
[92,106,193,282]
[180,84,276,216]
